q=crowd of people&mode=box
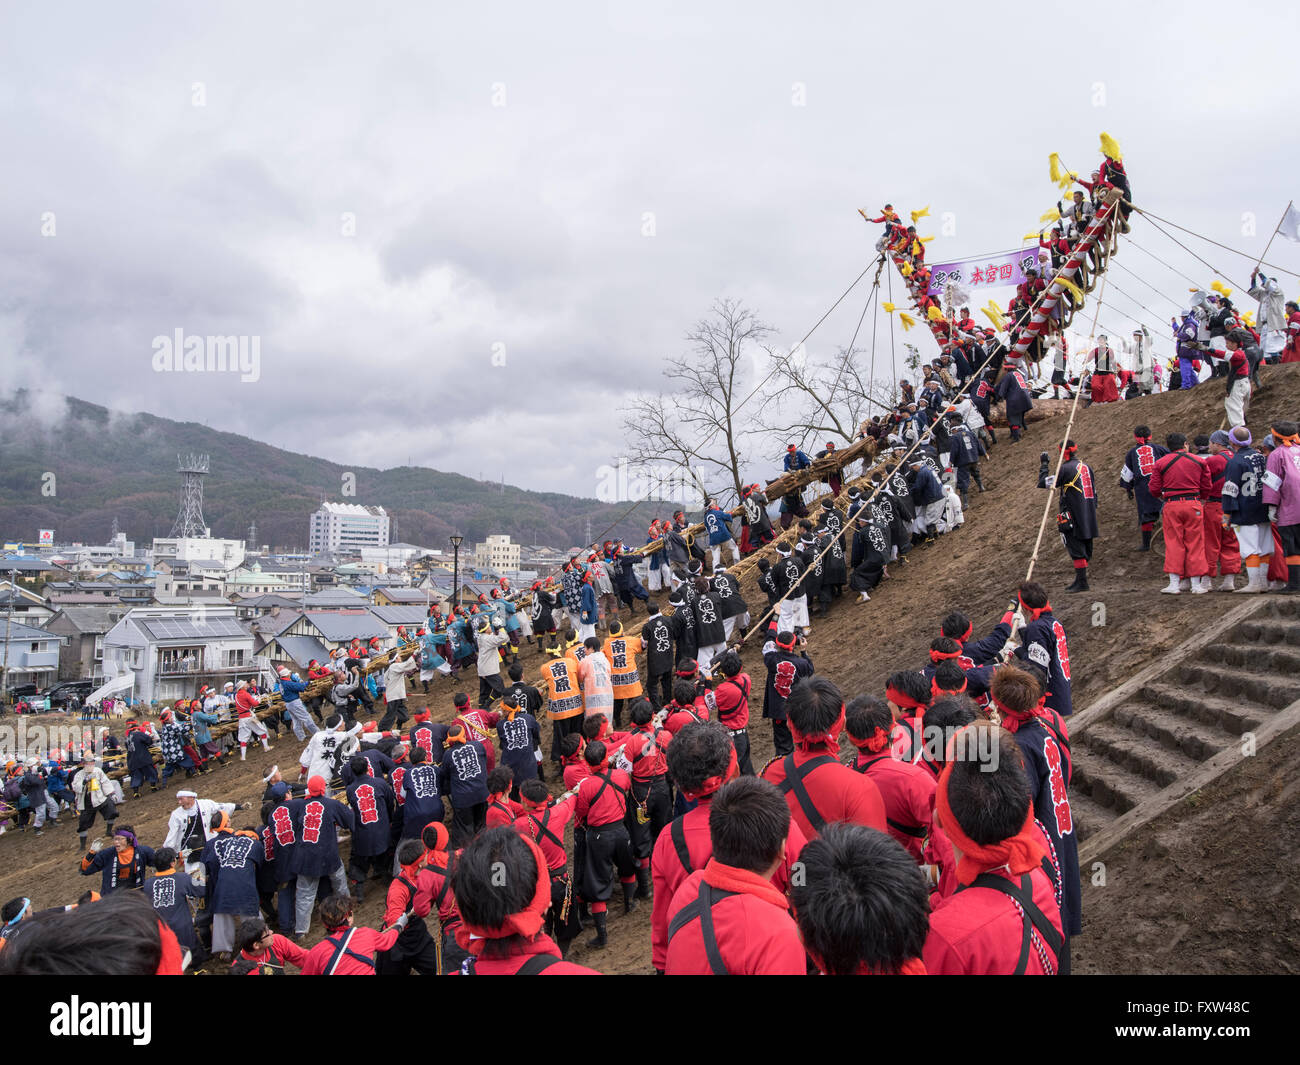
[0,567,1081,974]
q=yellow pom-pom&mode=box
[927,305,944,321]
[911,240,922,256]
[1242,310,1256,327]
[882,302,897,314]
[910,205,931,223]
[1211,280,1232,298]
[921,235,934,243]
[981,307,1005,330]
[1099,132,1122,161]
[1049,153,1063,182]
[1040,208,1061,224]
[1055,276,1085,303]
[899,313,916,331]
[1057,174,1077,192]
[901,263,914,278]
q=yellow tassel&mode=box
[901,263,914,278]
[1024,232,1043,241]
[927,305,944,321]
[921,235,935,243]
[1040,207,1061,223]
[910,205,930,223]
[899,313,916,331]
[1055,275,1085,303]
[911,240,922,256]
[1211,280,1232,298]
[1099,131,1122,161]
[1049,153,1062,182]
[1242,310,1256,327]
[882,302,897,314]
[1057,173,1077,192]
[981,307,1004,330]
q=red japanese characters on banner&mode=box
[926,249,1040,296]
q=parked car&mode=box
[44,679,96,710]
[5,682,39,703]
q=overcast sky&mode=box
[3,0,1298,500]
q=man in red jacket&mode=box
[664,776,805,974]
[760,675,886,838]
[451,828,601,974]
[1202,430,1242,590]
[662,680,710,735]
[843,695,939,862]
[573,739,638,948]
[923,724,1065,975]
[705,650,753,775]
[299,895,407,975]
[790,823,930,975]
[651,721,806,973]
[515,778,582,956]
[233,681,274,761]
[1149,432,1214,594]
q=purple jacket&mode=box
[1263,443,1300,527]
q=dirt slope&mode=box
[2,364,1296,974]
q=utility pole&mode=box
[1,568,16,707]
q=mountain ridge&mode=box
[0,392,658,551]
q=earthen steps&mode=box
[1079,720,1202,789]
[1139,681,1270,736]
[1073,755,1162,815]
[1068,789,1114,844]
[1175,662,1300,710]
[1200,641,1300,675]
[1235,617,1300,646]
[1110,701,1234,762]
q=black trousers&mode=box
[1061,531,1093,563]
[850,562,884,593]
[376,919,442,976]
[580,821,637,902]
[478,674,505,708]
[629,776,672,857]
[450,801,486,847]
[771,719,793,757]
[727,728,755,775]
[551,715,584,764]
[77,800,117,833]
[648,671,672,710]
[377,699,409,732]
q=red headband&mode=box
[886,685,927,711]
[1017,593,1051,621]
[789,705,846,753]
[775,633,797,650]
[935,759,1045,887]
[848,726,890,754]
[929,648,962,664]
[943,621,974,643]
[456,836,552,944]
[680,746,740,803]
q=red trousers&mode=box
[1163,499,1208,577]
[1202,501,1240,575]
[1091,371,1119,403]
[1269,526,1288,582]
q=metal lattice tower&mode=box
[171,453,209,537]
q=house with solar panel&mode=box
[101,605,264,705]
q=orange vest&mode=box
[602,636,644,699]
[540,659,583,720]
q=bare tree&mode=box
[758,343,901,446]
[621,298,771,507]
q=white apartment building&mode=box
[474,534,520,573]
[309,503,391,553]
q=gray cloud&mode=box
[1,0,1297,499]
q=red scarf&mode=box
[934,761,1044,886]
[848,727,890,754]
[454,836,551,947]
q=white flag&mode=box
[1280,202,1300,243]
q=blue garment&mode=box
[579,583,598,625]
[147,870,205,949]
[285,795,353,877]
[191,710,220,745]
[400,762,445,837]
[1015,611,1073,717]
[910,465,944,506]
[1222,446,1270,526]
[704,507,735,546]
[783,449,812,472]
[438,740,490,807]
[201,831,264,916]
[345,776,396,857]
